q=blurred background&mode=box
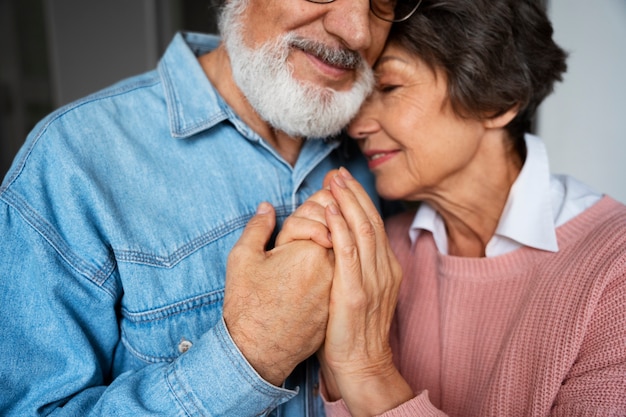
[1,0,624,202]
[0,0,217,179]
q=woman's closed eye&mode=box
[377,83,401,94]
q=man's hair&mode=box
[389,0,567,150]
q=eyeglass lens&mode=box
[371,0,421,22]
[304,0,421,23]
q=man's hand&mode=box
[223,202,334,386]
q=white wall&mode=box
[537,0,626,203]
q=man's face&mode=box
[220,0,391,138]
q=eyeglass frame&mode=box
[303,0,423,23]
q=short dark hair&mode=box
[389,0,567,147]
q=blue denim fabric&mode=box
[0,32,377,416]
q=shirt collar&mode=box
[410,133,559,255]
[156,32,342,175]
[158,32,257,140]
[491,133,559,253]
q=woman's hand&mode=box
[275,171,339,249]
[321,167,413,416]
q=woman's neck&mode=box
[421,132,523,257]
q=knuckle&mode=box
[312,189,334,204]
[300,241,333,264]
[356,220,376,239]
[281,216,297,232]
[370,212,385,229]
[228,246,245,265]
[337,242,360,262]
[298,200,316,211]
[347,290,368,310]
[282,214,294,225]
[300,201,326,217]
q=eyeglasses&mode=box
[304,0,422,23]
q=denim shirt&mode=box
[0,32,377,416]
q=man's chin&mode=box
[268,117,346,140]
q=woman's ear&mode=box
[483,105,520,129]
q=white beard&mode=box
[219,0,374,139]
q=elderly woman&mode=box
[270,0,626,415]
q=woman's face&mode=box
[347,42,488,202]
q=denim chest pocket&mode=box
[120,288,224,363]
[116,235,236,364]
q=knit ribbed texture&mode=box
[324,196,626,416]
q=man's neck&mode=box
[198,45,304,166]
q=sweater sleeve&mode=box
[323,388,447,417]
[551,268,626,416]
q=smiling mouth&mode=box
[290,38,361,70]
[364,150,400,168]
[369,153,388,161]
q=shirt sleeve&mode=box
[0,198,296,416]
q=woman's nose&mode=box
[347,105,380,140]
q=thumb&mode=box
[235,202,276,253]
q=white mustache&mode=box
[289,37,363,70]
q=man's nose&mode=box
[323,0,373,52]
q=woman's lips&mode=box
[364,150,400,169]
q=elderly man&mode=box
[0,0,421,416]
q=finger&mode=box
[325,202,364,308]
[305,188,336,209]
[275,191,335,247]
[232,202,276,255]
[325,202,358,268]
[325,202,401,362]
[324,202,370,363]
[285,190,336,227]
[275,217,333,248]
[336,167,383,226]
[328,172,382,264]
[330,170,403,321]
[292,199,330,225]
[323,169,340,189]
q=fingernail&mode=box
[327,202,339,215]
[339,167,353,180]
[333,174,347,188]
[256,202,271,214]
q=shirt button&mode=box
[178,338,193,354]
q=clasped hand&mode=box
[224,168,411,415]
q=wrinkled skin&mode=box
[276,168,412,415]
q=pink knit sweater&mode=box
[324,196,626,416]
